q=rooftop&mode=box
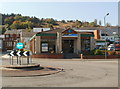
[21,32,38,37]
[4,30,21,34]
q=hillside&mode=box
[0,13,110,34]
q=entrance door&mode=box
[62,40,74,53]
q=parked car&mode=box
[115,44,120,51]
[107,43,120,51]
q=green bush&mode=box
[94,49,103,55]
[90,49,96,55]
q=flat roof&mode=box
[75,30,95,32]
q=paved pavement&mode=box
[1,57,118,87]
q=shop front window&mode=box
[81,39,90,51]
[41,39,55,53]
[41,43,48,52]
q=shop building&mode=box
[30,28,95,58]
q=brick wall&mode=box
[82,55,120,59]
[32,54,64,59]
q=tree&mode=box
[83,22,89,27]
[46,24,54,29]
[61,20,66,23]
[44,18,56,25]
[67,20,74,22]
[10,21,22,29]
[28,16,40,24]
[14,15,23,21]
[26,29,31,32]
[94,19,97,26]
[89,22,95,27]
[0,26,7,34]
[0,14,2,25]
[4,17,14,26]
[106,23,111,27]
[2,27,6,34]
[72,20,82,28]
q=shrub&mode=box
[115,51,120,55]
[101,50,105,55]
[107,51,116,55]
[94,49,103,55]
[90,49,96,55]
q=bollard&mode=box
[30,56,32,64]
[10,56,11,65]
[12,56,13,65]
[80,54,83,59]
[27,56,29,65]
[19,57,21,65]
[17,56,18,64]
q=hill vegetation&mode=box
[0,13,111,34]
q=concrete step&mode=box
[63,53,80,59]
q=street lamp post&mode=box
[104,13,109,59]
[113,31,117,51]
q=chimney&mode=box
[41,29,43,32]
[94,30,100,39]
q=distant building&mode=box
[3,30,21,50]
[75,26,120,48]
[75,29,100,40]
[0,35,5,51]
[33,28,50,32]
[75,26,119,42]
[99,27,119,42]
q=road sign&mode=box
[9,51,15,56]
[16,43,24,49]
[16,51,22,56]
[9,50,31,65]
[23,51,29,56]
[9,51,30,56]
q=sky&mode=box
[0,2,118,26]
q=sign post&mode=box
[17,56,18,64]
[11,56,13,65]
[9,43,31,65]
[16,43,24,49]
[9,50,30,65]
[16,43,23,65]
[23,51,30,64]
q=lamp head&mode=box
[107,13,109,16]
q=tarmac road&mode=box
[1,58,118,87]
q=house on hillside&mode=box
[33,28,51,32]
